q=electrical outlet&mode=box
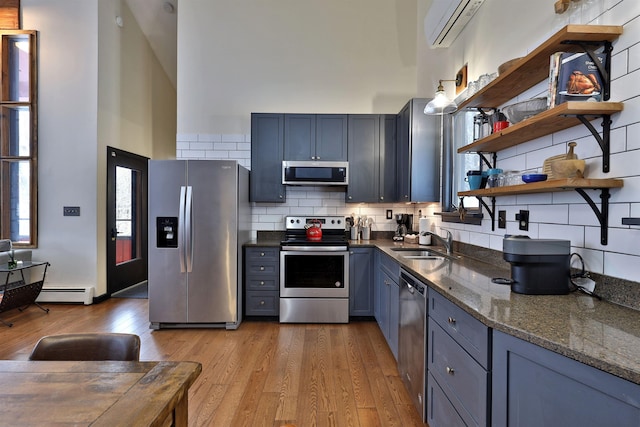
[386,210,393,220]
[498,210,506,229]
[516,210,529,231]
[63,206,81,216]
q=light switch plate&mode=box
[63,206,80,216]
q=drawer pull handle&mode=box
[260,252,265,257]
[260,266,265,271]
[260,281,265,286]
[259,300,265,305]
[446,367,455,375]
[448,317,456,325]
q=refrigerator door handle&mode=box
[178,186,187,273]
[185,186,194,273]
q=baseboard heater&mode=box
[36,287,94,305]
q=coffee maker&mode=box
[393,214,413,241]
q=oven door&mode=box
[280,248,349,298]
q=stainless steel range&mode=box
[280,216,349,323]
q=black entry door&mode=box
[106,147,148,295]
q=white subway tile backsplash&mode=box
[190,142,214,151]
[215,142,238,151]
[603,251,640,282]
[198,134,222,142]
[538,223,583,245]
[177,133,198,142]
[221,134,246,143]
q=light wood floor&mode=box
[0,299,426,427]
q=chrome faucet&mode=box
[426,228,453,255]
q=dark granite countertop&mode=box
[246,237,640,385]
[373,240,640,386]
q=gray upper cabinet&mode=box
[396,98,441,202]
[346,114,396,203]
[250,113,286,203]
[284,114,347,161]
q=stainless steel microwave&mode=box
[282,161,348,186]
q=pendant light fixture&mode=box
[424,79,459,115]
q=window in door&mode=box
[115,166,141,264]
[0,30,37,247]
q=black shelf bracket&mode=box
[476,196,496,231]
[478,152,496,170]
[575,188,611,245]
[561,40,613,101]
[575,114,611,173]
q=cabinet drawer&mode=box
[429,290,490,368]
[245,292,279,316]
[245,277,279,291]
[245,247,279,262]
[429,321,488,427]
[378,251,400,279]
[246,261,278,275]
[427,372,466,427]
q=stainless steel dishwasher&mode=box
[398,269,428,422]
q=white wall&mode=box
[177,0,419,135]
[418,0,640,282]
[23,0,100,291]
[23,0,176,296]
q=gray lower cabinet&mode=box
[244,247,279,316]
[250,114,285,203]
[346,115,396,203]
[349,247,374,317]
[375,250,400,360]
[492,330,640,427]
[428,291,490,427]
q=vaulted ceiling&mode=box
[125,0,177,87]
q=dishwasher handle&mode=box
[400,269,427,297]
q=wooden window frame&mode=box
[0,29,37,248]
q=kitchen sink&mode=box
[390,248,460,260]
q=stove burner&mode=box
[281,215,348,248]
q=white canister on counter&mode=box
[350,225,360,240]
[361,226,370,241]
[419,232,432,245]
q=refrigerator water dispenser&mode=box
[156,217,178,248]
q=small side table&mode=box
[0,261,50,327]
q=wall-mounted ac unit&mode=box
[424,0,484,48]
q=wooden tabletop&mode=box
[0,360,202,426]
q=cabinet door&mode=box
[380,114,397,203]
[250,114,285,202]
[349,248,374,316]
[284,114,315,160]
[388,278,400,360]
[396,103,410,202]
[316,115,347,161]
[284,114,316,160]
[376,268,392,341]
[492,330,640,427]
[396,99,441,202]
[346,115,380,203]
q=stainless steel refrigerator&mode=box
[148,159,251,330]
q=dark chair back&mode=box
[29,333,141,361]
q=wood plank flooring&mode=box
[0,299,426,427]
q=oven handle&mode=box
[280,246,348,252]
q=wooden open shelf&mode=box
[452,25,624,244]
[457,101,624,154]
[458,178,623,197]
[457,25,623,110]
